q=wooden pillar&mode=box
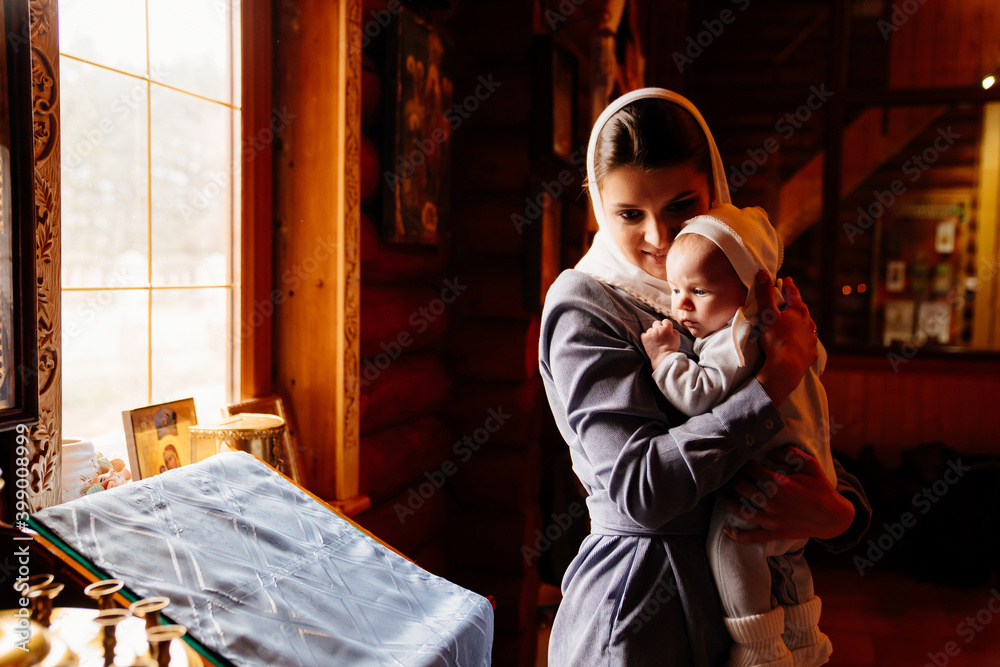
[240,0,275,400]
[273,0,366,510]
[973,103,1000,348]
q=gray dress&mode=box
[539,270,870,667]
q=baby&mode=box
[641,203,836,667]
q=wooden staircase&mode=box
[683,0,998,245]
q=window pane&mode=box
[58,0,147,76]
[150,87,233,287]
[151,288,229,416]
[62,290,149,462]
[61,58,149,288]
[148,0,234,104]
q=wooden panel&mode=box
[359,353,451,435]
[452,127,531,193]
[453,263,532,321]
[445,377,544,447]
[448,316,541,381]
[354,480,449,557]
[449,447,541,512]
[451,194,528,256]
[359,414,451,501]
[447,507,541,575]
[359,285,450,359]
[360,213,449,284]
[973,104,1000,348]
[273,0,362,501]
[824,356,1000,466]
[240,0,275,401]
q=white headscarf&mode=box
[575,88,731,316]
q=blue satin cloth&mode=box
[33,451,494,666]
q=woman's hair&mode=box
[592,98,713,193]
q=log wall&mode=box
[352,34,460,579]
[824,356,1000,467]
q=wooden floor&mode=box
[535,564,1000,666]
[816,564,1000,666]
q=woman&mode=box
[539,88,870,666]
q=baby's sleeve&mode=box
[651,325,755,417]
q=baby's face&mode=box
[666,243,747,338]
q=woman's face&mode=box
[599,163,711,280]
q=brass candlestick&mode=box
[146,624,187,667]
[84,579,124,611]
[23,573,55,591]
[25,581,63,627]
[129,596,170,630]
[94,608,131,667]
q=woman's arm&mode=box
[721,446,872,550]
[541,273,787,530]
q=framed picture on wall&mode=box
[382,8,453,245]
[123,398,198,480]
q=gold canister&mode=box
[189,414,290,474]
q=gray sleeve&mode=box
[813,458,872,553]
[542,291,786,530]
[651,329,755,417]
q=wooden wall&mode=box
[887,0,1000,89]
[443,3,546,665]
[351,19,454,578]
[351,6,548,666]
[825,356,1000,466]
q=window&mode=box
[59,0,241,459]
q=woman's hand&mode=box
[753,272,819,406]
[721,446,855,543]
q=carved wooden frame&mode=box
[15,0,61,512]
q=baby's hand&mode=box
[641,319,681,369]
